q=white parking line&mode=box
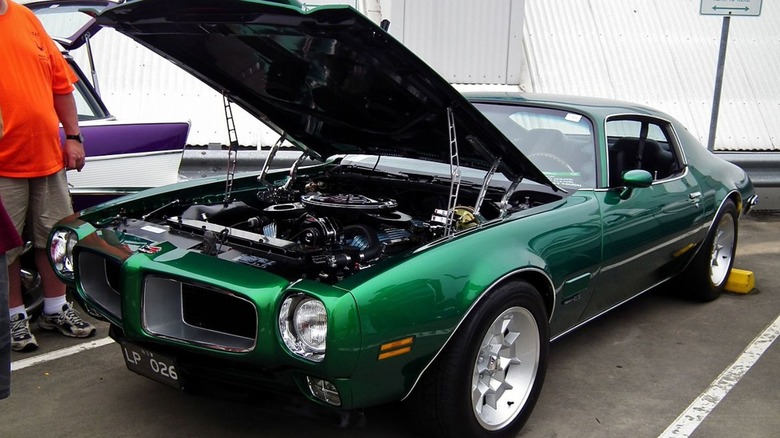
[10,337,115,372]
[659,313,780,438]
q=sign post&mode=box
[701,0,763,151]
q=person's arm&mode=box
[53,92,85,171]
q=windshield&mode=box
[475,103,596,189]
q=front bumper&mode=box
[743,194,759,216]
[67,229,366,408]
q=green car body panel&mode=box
[47,0,756,431]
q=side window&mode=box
[72,80,100,120]
[606,117,682,187]
[68,61,109,121]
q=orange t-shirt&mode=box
[0,1,78,178]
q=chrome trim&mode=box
[68,188,141,196]
[667,123,690,166]
[83,149,182,162]
[77,251,123,321]
[551,273,676,342]
[142,276,258,353]
[591,165,690,193]
[743,194,759,216]
[600,225,705,273]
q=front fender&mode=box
[340,193,602,407]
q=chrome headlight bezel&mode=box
[49,228,78,280]
[279,294,327,362]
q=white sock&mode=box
[9,305,27,320]
[44,295,68,315]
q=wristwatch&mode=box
[65,133,84,143]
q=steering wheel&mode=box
[528,152,576,174]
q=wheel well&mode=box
[728,192,743,215]
[403,268,555,402]
[502,270,555,320]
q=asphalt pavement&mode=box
[2,212,778,438]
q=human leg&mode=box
[0,177,37,352]
[1,253,11,399]
[28,171,94,338]
[7,258,37,352]
[0,176,28,311]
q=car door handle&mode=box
[689,191,702,206]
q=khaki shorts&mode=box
[0,170,73,264]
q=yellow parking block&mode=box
[725,268,755,294]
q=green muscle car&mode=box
[48,1,757,436]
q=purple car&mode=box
[27,0,191,211]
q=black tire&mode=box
[410,281,549,438]
[683,199,738,301]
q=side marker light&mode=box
[378,337,414,360]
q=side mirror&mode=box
[619,169,653,199]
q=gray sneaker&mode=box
[11,313,39,352]
[38,302,96,338]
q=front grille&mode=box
[105,260,122,293]
[77,251,122,320]
[182,283,257,339]
[143,276,258,352]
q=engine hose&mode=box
[342,224,382,262]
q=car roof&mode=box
[464,91,674,121]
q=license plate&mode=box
[120,342,182,389]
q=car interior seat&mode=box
[609,137,676,187]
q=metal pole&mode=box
[707,16,731,152]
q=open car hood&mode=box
[95,0,553,187]
[24,0,119,50]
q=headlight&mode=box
[279,294,327,362]
[49,229,78,280]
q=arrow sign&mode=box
[701,0,762,16]
[714,6,749,12]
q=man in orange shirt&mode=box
[0,0,95,352]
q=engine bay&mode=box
[99,166,563,284]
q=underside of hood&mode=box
[25,0,114,50]
[96,0,553,187]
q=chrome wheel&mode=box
[710,212,735,287]
[411,282,547,437]
[471,306,540,430]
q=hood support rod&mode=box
[222,92,239,206]
[474,159,499,217]
[258,134,287,185]
[444,107,462,237]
